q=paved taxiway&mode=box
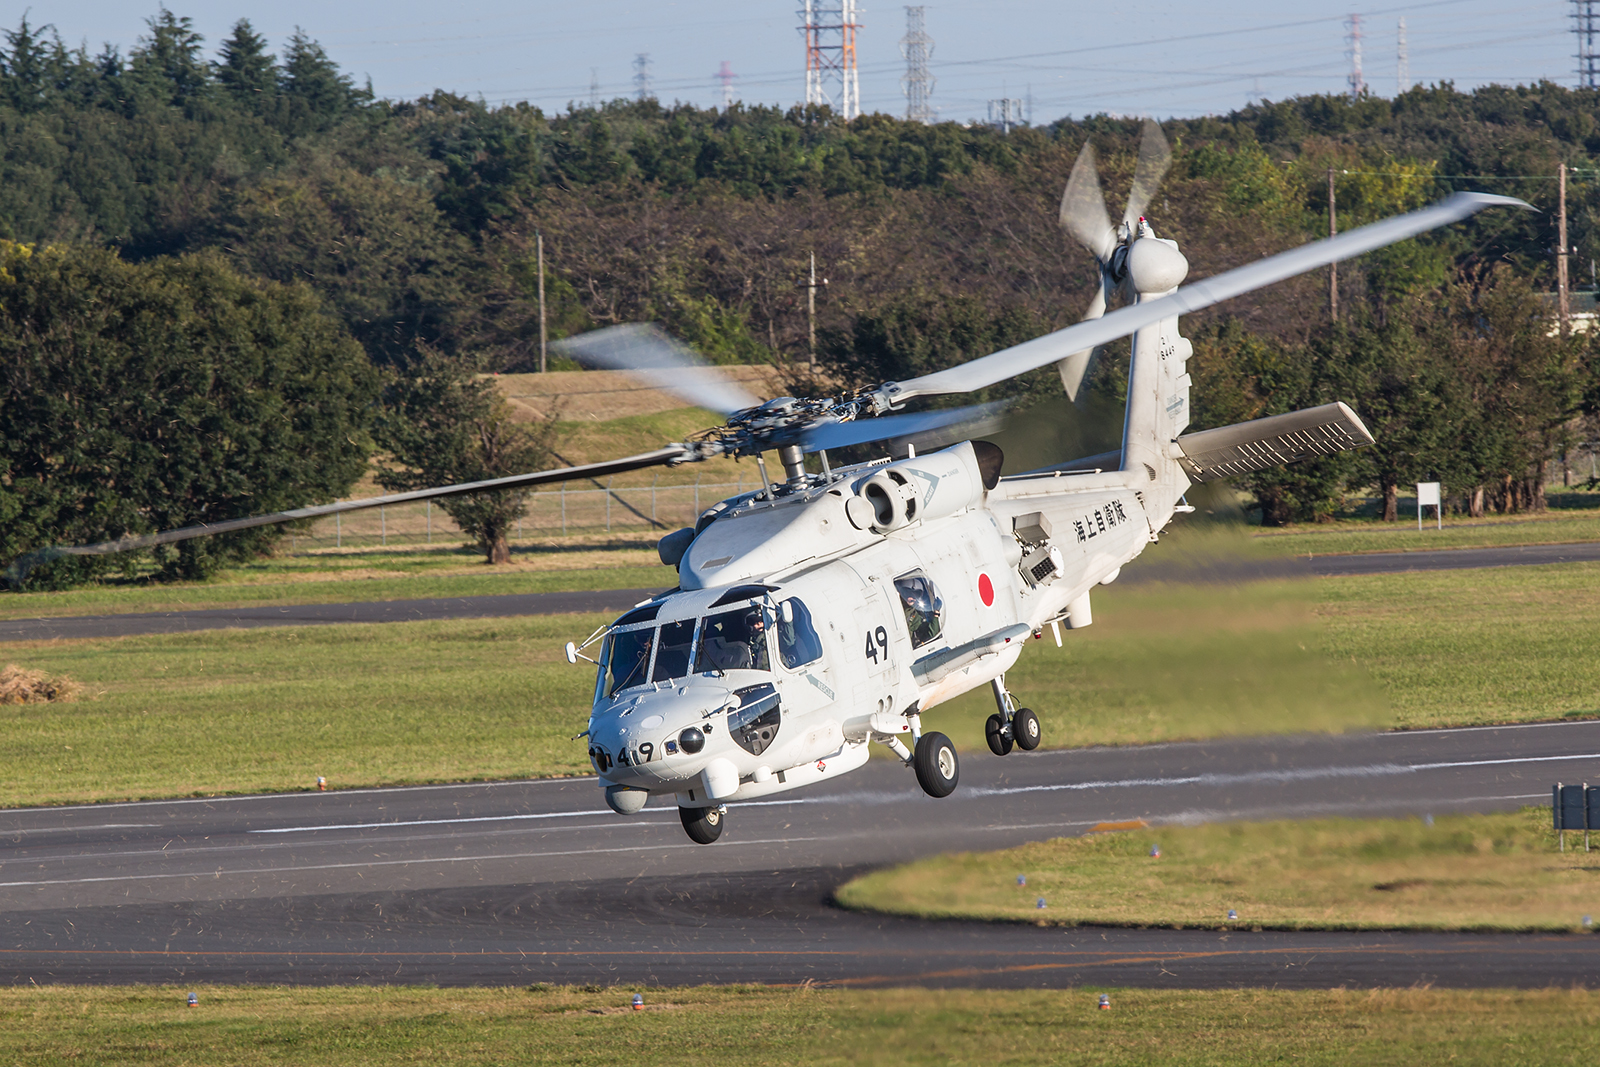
[4,721,1597,986]
[5,541,1599,643]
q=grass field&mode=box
[837,808,1600,932]
[0,615,604,806]
[4,561,1599,807]
[0,539,669,622]
[1,984,1596,1066]
[1245,501,1600,558]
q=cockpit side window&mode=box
[652,619,697,683]
[777,598,823,670]
[694,606,771,673]
[602,626,655,697]
[893,571,944,649]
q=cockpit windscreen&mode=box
[602,626,654,697]
[652,619,696,682]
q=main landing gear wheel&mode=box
[985,713,1014,756]
[913,731,959,798]
[680,804,724,844]
[1013,708,1042,751]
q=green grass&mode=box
[0,615,608,806]
[0,542,670,621]
[837,809,1600,933]
[1246,505,1600,558]
[1,985,1596,1066]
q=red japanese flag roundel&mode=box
[978,573,994,607]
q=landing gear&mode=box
[913,731,959,797]
[987,674,1041,755]
[985,713,1014,756]
[679,804,725,844]
[1012,707,1041,750]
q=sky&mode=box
[6,2,1578,123]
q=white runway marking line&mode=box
[964,752,1600,797]
[248,809,640,833]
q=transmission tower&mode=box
[798,0,862,120]
[633,53,652,101]
[1396,18,1410,96]
[1345,14,1366,99]
[987,98,1023,133]
[590,68,600,109]
[1575,0,1600,89]
[900,6,934,122]
[714,60,737,110]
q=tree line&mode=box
[1,9,1598,584]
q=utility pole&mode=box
[1559,162,1571,338]
[1328,167,1339,322]
[1396,17,1409,95]
[806,253,819,369]
[537,233,548,373]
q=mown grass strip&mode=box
[0,614,608,806]
[0,984,1596,1066]
[837,809,1600,933]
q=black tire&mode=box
[1013,707,1042,751]
[913,731,959,798]
[679,804,724,844]
[985,713,1014,756]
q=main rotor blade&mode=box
[550,323,765,418]
[798,402,1007,454]
[13,447,689,568]
[1059,142,1116,263]
[884,192,1531,403]
[1124,118,1171,226]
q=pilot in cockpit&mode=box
[695,606,772,672]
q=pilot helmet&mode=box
[902,582,938,616]
[743,607,766,632]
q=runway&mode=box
[4,720,1598,987]
[4,539,1599,643]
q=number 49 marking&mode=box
[864,626,889,663]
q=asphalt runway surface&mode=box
[5,539,1600,643]
[4,721,1598,988]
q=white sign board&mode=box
[1417,481,1441,530]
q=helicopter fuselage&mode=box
[582,441,1153,824]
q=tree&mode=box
[375,351,556,564]
[215,19,276,115]
[0,242,378,586]
[278,29,360,136]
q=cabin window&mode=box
[694,606,771,672]
[777,598,824,670]
[652,619,697,683]
[893,571,944,649]
[602,626,655,697]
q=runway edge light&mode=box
[1098,994,1110,1010]
[632,994,644,1011]
[187,992,197,1008]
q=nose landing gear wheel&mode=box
[680,804,724,844]
[1013,707,1042,751]
[985,713,1015,756]
[913,731,959,797]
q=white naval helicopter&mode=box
[12,127,1526,844]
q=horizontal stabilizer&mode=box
[1176,402,1373,483]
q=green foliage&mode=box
[375,351,557,563]
[0,241,377,585]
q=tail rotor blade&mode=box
[1124,118,1171,226]
[1056,286,1108,402]
[1060,142,1116,263]
[551,323,765,418]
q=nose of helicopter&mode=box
[589,684,731,785]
